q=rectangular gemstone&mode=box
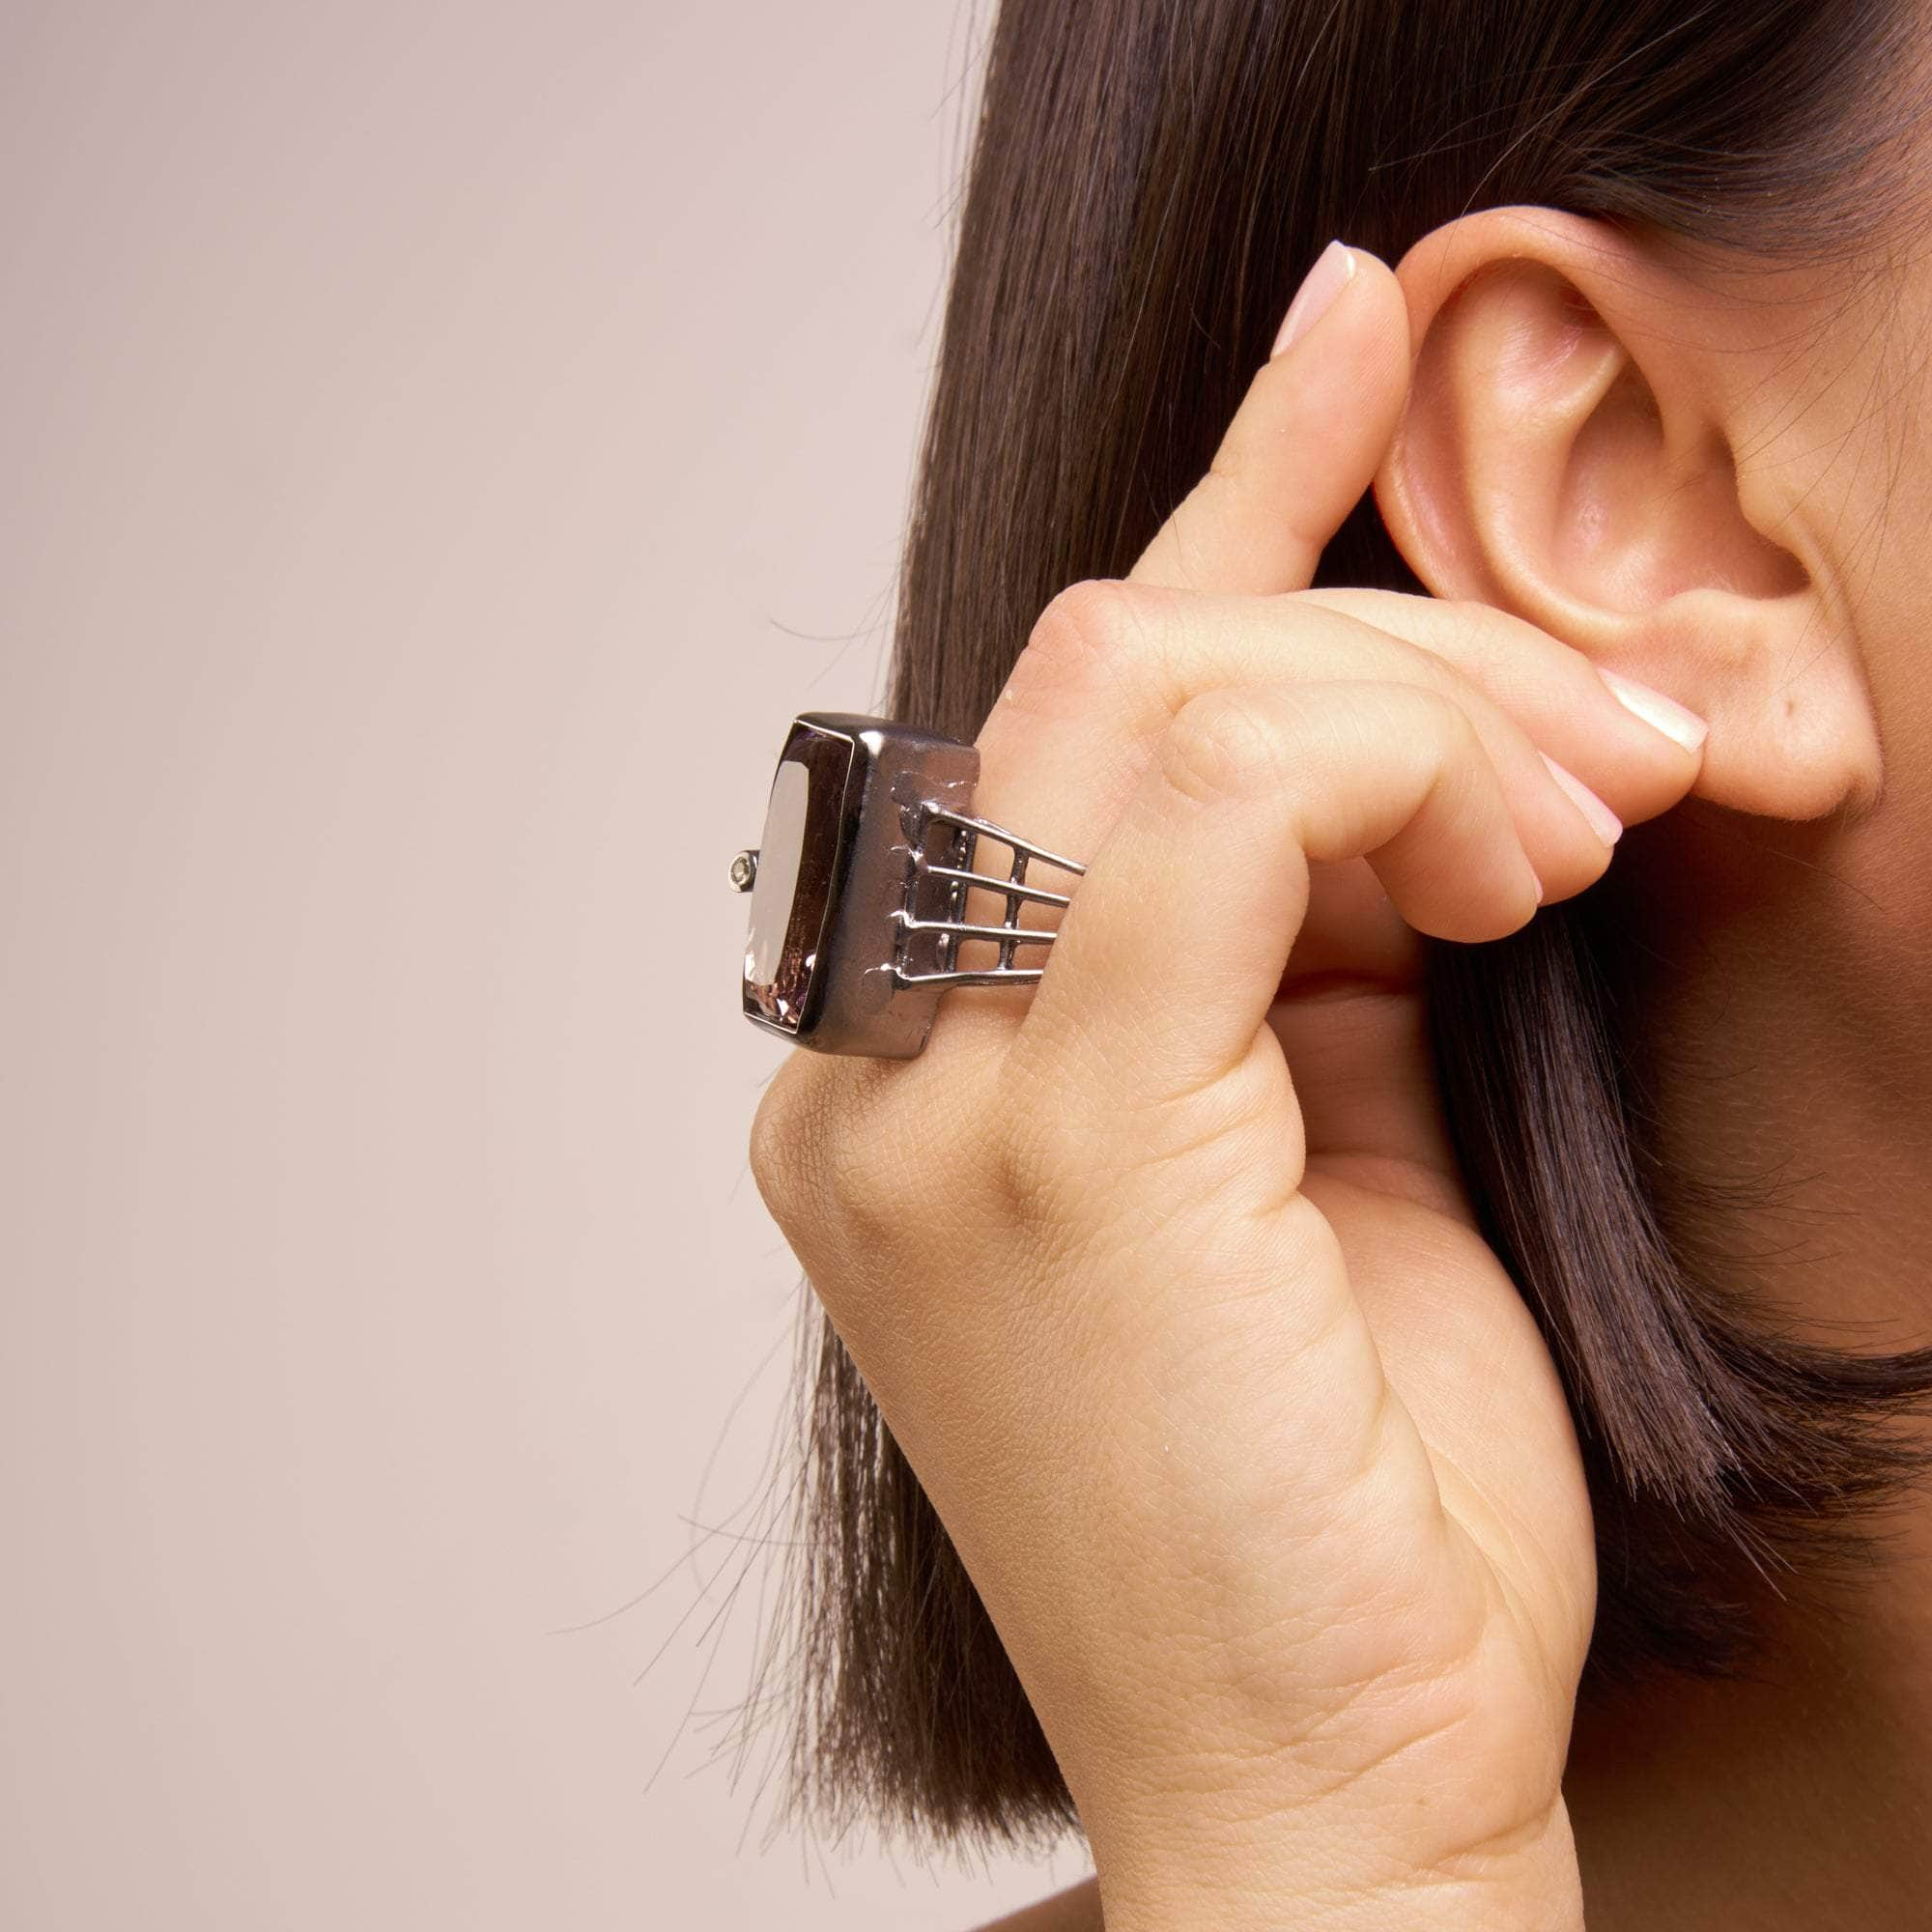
[742,724,854,1033]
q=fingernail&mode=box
[1596,667,1708,753]
[1271,240,1355,358]
[1541,751,1623,846]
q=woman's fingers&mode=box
[1294,584,1710,782]
[973,580,1699,927]
[1126,244,1410,595]
[1018,679,1542,1122]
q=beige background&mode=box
[0,3,1088,1924]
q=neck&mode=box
[1605,797,1932,1336]
[1570,797,1932,1929]
[1568,1508,1932,1929]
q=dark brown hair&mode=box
[760,0,1932,1848]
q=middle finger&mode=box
[971,578,1697,911]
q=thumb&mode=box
[1129,242,1411,595]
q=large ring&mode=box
[731,712,1087,1058]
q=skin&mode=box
[751,206,1932,1929]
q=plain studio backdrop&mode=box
[0,3,1088,1925]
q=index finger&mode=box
[1127,242,1411,596]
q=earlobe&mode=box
[1374,207,1883,822]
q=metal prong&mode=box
[921,864,1072,911]
[893,965,1047,989]
[920,807,1086,878]
[894,912,1057,947]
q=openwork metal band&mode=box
[892,804,1087,991]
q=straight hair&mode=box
[760,0,1932,1848]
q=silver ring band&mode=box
[731,712,1086,1058]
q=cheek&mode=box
[1826,423,1932,862]
[1832,282,1932,804]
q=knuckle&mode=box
[751,1056,895,1226]
[746,1055,825,1225]
[1412,689,1491,829]
[1006,578,1153,713]
[1159,687,1288,807]
[825,1076,928,1236]
[750,1049,984,1279]
[1389,679,1479,773]
[1437,682,1487,760]
[1393,674,1463,733]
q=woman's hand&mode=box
[749,246,1704,1931]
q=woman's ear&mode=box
[1375,207,1883,821]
